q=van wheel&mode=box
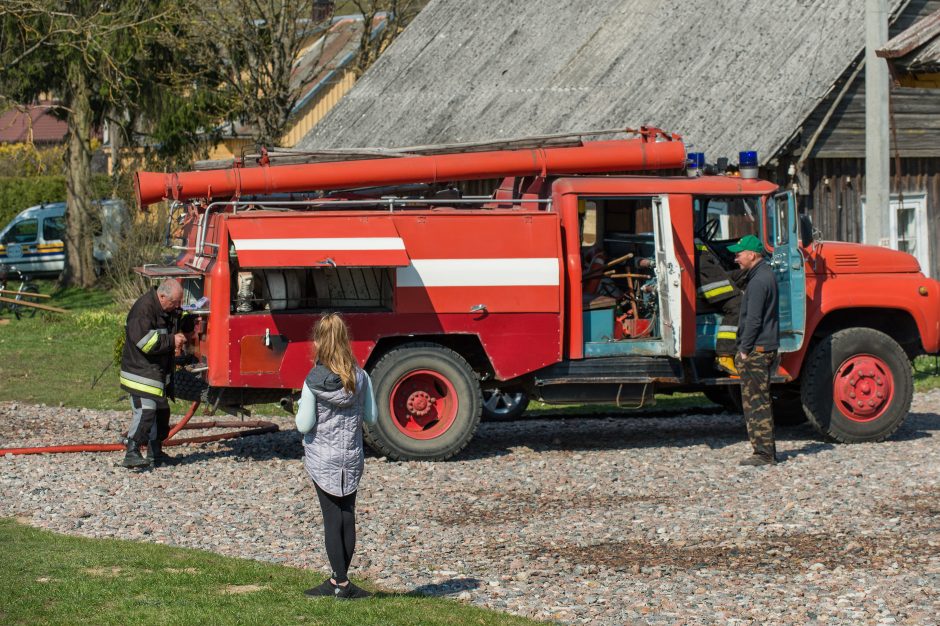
[365,342,481,461]
[801,328,912,442]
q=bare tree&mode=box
[192,0,423,149]
[351,0,422,78]
[190,1,334,148]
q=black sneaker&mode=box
[304,578,336,597]
[333,581,372,600]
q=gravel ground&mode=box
[2,392,939,625]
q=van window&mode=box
[43,216,66,241]
[2,219,38,244]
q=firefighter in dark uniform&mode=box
[694,240,744,373]
[118,279,187,468]
[729,235,780,466]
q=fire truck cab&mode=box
[134,129,940,461]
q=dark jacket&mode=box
[736,259,779,354]
[120,289,180,399]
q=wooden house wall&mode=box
[804,157,940,278]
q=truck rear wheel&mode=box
[703,386,742,413]
[801,328,912,443]
[365,342,482,461]
[482,389,529,421]
[770,385,808,427]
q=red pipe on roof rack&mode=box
[135,130,686,208]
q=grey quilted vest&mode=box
[301,365,368,497]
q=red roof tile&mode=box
[0,103,69,144]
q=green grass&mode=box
[0,518,537,626]
[914,354,940,392]
[0,281,132,411]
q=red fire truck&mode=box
[133,128,940,461]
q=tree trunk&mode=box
[61,59,97,288]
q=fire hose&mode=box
[0,401,280,456]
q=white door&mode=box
[651,196,682,357]
[888,194,930,277]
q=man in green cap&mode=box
[728,234,779,465]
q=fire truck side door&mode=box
[769,191,806,353]
[652,195,682,357]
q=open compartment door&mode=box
[652,196,682,357]
[769,191,806,352]
[227,216,409,268]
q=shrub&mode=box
[0,175,112,227]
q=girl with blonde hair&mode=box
[295,313,376,599]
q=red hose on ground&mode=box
[0,401,280,456]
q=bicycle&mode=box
[0,266,41,320]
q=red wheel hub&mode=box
[389,369,458,440]
[833,354,894,422]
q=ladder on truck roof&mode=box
[193,126,678,170]
[183,194,553,262]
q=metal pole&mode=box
[865,0,891,247]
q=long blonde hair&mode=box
[312,313,357,393]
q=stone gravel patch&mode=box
[2,391,939,625]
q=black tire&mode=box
[365,342,482,461]
[771,384,808,427]
[481,389,529,421]
[801,328,912,443]
[12,284,40,319]
[703,386,742,413]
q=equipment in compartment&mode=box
[231,266,394,313]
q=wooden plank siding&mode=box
[805,85,940,158]
[803,157,940,278]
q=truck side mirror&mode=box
[799,213,814,247]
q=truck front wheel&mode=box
[365,343,482,461]
[801,328,912,443]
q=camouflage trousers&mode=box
[734,350,777,459]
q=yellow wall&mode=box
[897,73,940,89]
[282,70,358,147]
[211,68,359,160]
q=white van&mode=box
[0,200,126,276]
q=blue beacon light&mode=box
[739,150,758,179]
[686,152,705,177]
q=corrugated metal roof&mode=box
[298,0,905,164]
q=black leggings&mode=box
[314,482,357,583]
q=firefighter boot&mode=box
[716,355,738,375]
[119,439,150,469]
[146,440,174,467]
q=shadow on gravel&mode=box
[888,410,939,442]
[537,530,939,574]
[159,429,303,466]
[406,577,482,597]
[452,415,823,462]
[151,406,940,466]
